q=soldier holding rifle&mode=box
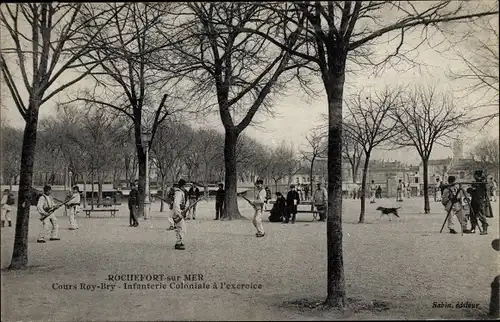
[36,185,61,243]
[441,176,467,234]
[466,170,489,235]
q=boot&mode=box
[481,224,488,235]
[1,220,4,228]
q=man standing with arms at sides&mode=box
[37,185,60,243]
[285,184,300,224]
[489,177,497,202]
[370,180,377,204]
[128,181,139,227]
[214,183,225,220]
[1,189,14,228]
[313,182,328,222]
[187,184,200,220]
[172,179,187,250]
[435,178,443,202]
[251,179,266,237]
[397,180,404,202]
[67,186,81,230]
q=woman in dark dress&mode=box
[268,192,286,222]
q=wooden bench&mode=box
[83,208,119,218]
[264,209,320,221]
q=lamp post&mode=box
[69,170,73,189]
[141,130,152,220]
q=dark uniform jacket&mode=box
[128,188,139,209]
[286,190,300,212]
[188,187,201,199]
[469,181,488,208]
[216,188,225,204]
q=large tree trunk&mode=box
[91,170,95,210]
[358,154,370,223]
[223,129,244,219]
[310,156,315,210]
[422,158,430,214]
[324,61,346,307]
[9,111,39,269]
[97,173,103,205]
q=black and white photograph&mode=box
[0,2,499,320]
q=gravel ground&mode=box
[1,197,498,321]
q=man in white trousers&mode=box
[251,179,266,237]
[37,185,60,243]
[172,179,187,250]
[67,185,81,230]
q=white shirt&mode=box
[254,188,266,210]
[68,192,81,211]
[37,194,55,216]
[313,188,327,205]
[1,195,10,210]
[172,188,186,216]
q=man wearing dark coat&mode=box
[214,183,225,220]
[128,182,140,227]
[466,170,489,235]
[284,185,300,224]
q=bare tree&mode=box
[300,129,327,207]
[0,125,22,189]
[167,3,307,219]
[70,3,187,217]
[0,3,128,269]
[268,141,300,193]
[240,0,498,308]
[391,86,467,214]
[447,17,499,125]
[345,88,401,223]
[341,125,363,184]
[150,122,195,211]
[471,137,500,178]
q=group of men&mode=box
[443,170,492,235]
[268,182,328,223]
[36,185,81,243]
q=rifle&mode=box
[39,197,73,222]
[156,194,207,217]
[237,190,259,210]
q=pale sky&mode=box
[1,4,498,166]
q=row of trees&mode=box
[2,107,311,208]
[1,1,497,309]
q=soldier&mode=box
[187,184,200,220]
[313,182,328,222]
[435,178,443,202]
[1,189,15,228]
[172,179,187,250]
[466,170,489,235]
[251,179,266,237]
[369,180,376,204]
[441,176,466,234]
[67,185,81,230]
[285,184,300,224]
[214,183,225,220]
[489,177,497,202]
[396,180,404,202]
[36,185,60,243]
[128,182,139,227]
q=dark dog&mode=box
[376,206,401,221]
